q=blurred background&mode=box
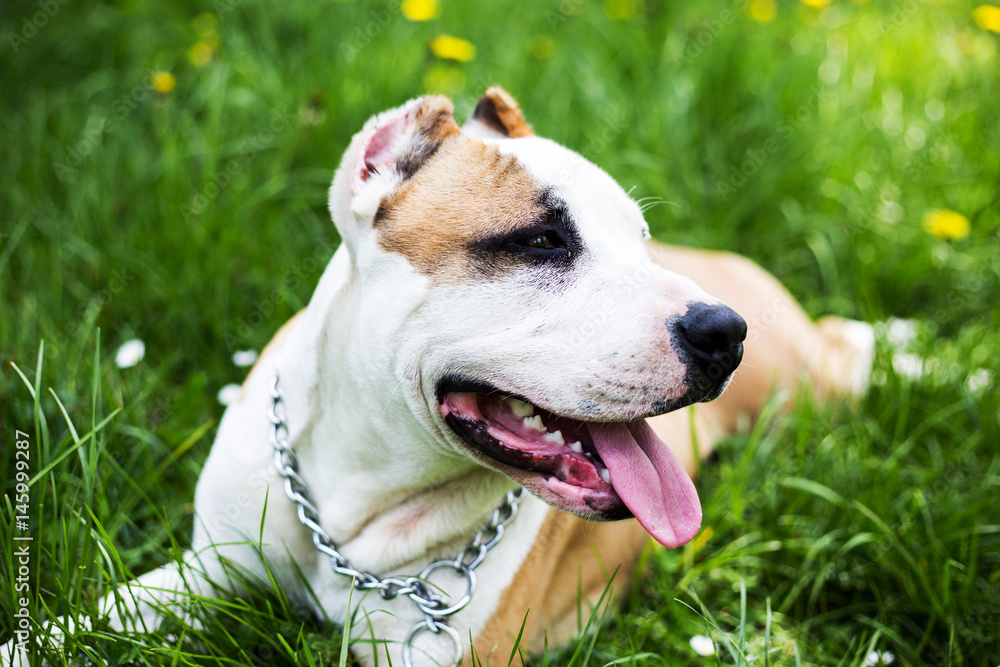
[2,0,998,664]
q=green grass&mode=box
[2,0,998,664]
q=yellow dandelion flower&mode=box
[530,35,555,60]
[423,66,466,95]
[151,71,176,94]
[604,0,641,20]
[188,39,217,67]
[973,5,1000,33]
[200,33,220,50]
[748,0,777,22]
[922,209,970,240]
[193,12,218,37]
[430,34,475,62]
[402,0,440,21]
[801,0,831,7]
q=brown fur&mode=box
[472,87,535,139]
[395,96,464,181]
[471,509,650,665]
[376,137,549,284]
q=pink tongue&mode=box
[587,421,702,548]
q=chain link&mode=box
[267,374,522,666]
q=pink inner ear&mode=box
[360,114,408,181]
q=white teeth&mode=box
[544,430,565,445]
[504,396,535,418]
[523,415,545,432]
[568,441,584,453]
[600,468,611,484]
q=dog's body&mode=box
[3,89,872,666]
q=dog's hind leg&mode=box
[0,551,219,666]
[99,550,219,636]
[647,242,875,467]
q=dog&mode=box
[3,87,873,666]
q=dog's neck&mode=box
[273,245,517,573]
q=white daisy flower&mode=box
[892,352,925,379]
[865,650,896,666]
[884,318,917,348]
[232,349,259,367]
[115,339,146,369]
[217,383,242,406]
[966,369,993,393]
[689,634,715,656]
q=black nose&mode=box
[673,302,747,377]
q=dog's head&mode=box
[328,88,745,548]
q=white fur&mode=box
[3,97,733,667]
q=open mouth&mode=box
[439,382,703,548]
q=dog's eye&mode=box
[476,209,578,265]
[515,230,565,252]
[526,233,554,249]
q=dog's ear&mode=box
[351,95,461,193]
[463,86,534,140]
[330,96,461,252]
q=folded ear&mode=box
[329,95,462,253]
[463,86,535,140]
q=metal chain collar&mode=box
[267,374,523,667]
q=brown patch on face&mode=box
[472,86,535,138]
[376,136,549,283]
